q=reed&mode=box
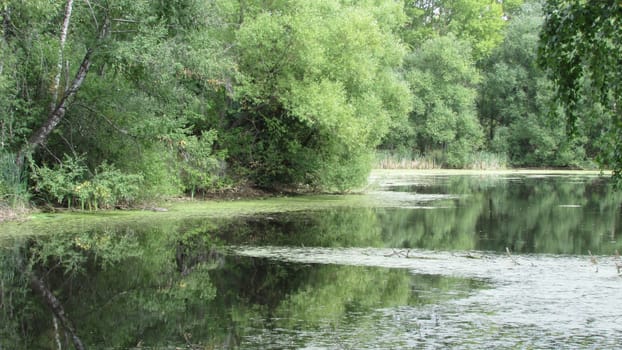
[465,151,508,170]
[588,250,598,272]
[505,247,520,265]
[375,150,508,170]
[374,151,440,170]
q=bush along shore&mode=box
[1,1,619,218]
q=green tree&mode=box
[478,1,589,167]
[231,0,411,191]
[401,0,519,59]
[539,0,622,179]
[1,0,236,200]
[397,35,484,167]
[2,0,414,200]
[60,0,235,196]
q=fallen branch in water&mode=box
[384,249,411,258]
[464,252,483,259]
[383,249,439,260]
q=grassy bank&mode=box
[0,194,373,237]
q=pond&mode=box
[2,170,622,349]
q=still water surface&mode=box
[2,171,622,349]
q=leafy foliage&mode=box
[2,0,620,207]
[401,0,517,58]
[31,155,144,209]
[0,152,28,206]
[179,130,228,197]
[478,2,587,167]
[399,35,484,167]
[231,0,411,191]
[539,0,622,178]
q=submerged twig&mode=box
[614,249,621,276]
[588,250,597,264]
[588,250,598,272]
[505,247,520,265]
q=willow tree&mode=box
[539,0,622,180]
[400,35,484,167]
[231,0,412,191]
[401,0,521,59]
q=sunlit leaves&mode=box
[401,0,514,59]
[403,35,483,167]
[234,0,411,190]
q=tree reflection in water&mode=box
[2,174,621,348]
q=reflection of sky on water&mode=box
[232,245,622,349]
[225,172,622,348]
[365,190,459,208]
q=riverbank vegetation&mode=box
[0,0,619,211]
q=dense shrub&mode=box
[31,155,144,209]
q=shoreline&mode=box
[370,168,609,176]
[0,168,612,225]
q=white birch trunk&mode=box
[50,0,74,113]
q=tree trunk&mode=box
[50,0,74,113]
[15,5,109,168]
[53,315,63,350]
[2,4,11,39]
[15,241,85,350]
[16,48,93,167]
[28,48,92,150]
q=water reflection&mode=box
[222,174,622,255]
[0,225,484,349]
[402,174,622,254]
[209,257,485,349]
[2,173,622,349]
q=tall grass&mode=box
[375,150,508,170]
[0,152,29,208]
[375,151,440,169]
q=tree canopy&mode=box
[403,34,483,167]
[479,1,590,167]
[232,0,411,190]
[0,0,619,207]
